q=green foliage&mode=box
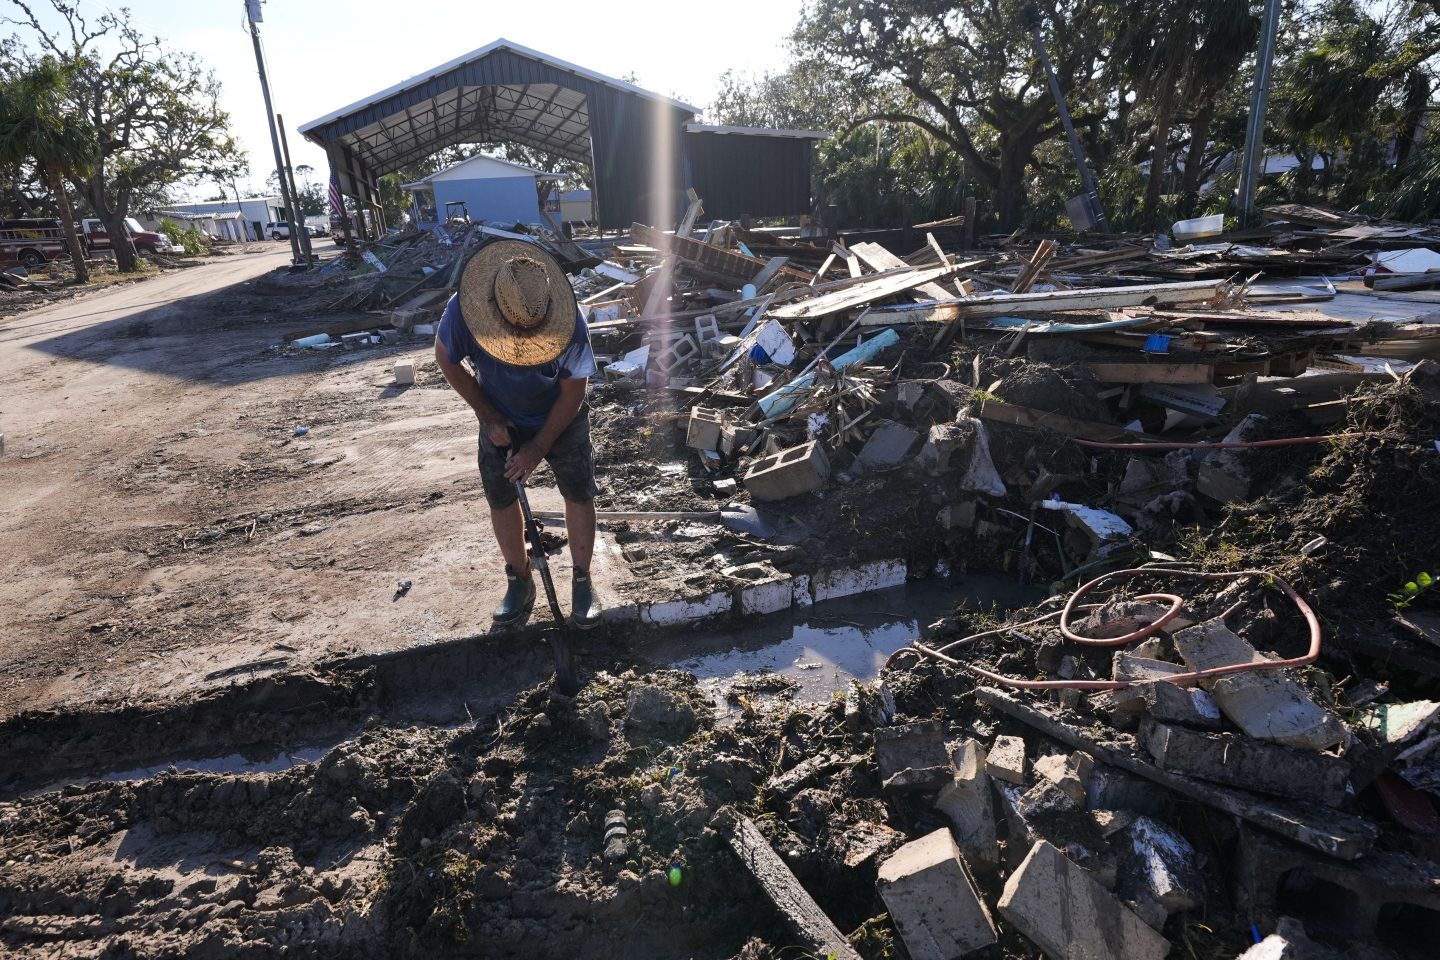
[157,218,204,255]
[1390,571,1434,610]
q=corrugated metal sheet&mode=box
[685,131,813,220]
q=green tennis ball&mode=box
[667,865,683,887]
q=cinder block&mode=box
[686,406,725,452]
[1116,816,1203,925]
[1140,719,1351,806]
[655,333,699,372]
[720,422,758,457]
[874,720,950,792]
[935,739,998,871]
[742,441,830,501]
[811,559,906,602]
[986,734,1026,785]
[693,313,720,343]
[877,828,997,960]
[393,360,416,385]
[999,840,1170,960]
[640,590,730,626]
[1234,825,1440,941]
[1172,619,1348,750]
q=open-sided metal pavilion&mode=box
[299,39,823,236]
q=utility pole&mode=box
[1021,3,1110,233]
[1237,0,1282,227]
[277,114,314,261]
[244,0,306,269]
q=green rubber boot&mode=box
[492,564,535,625]
[570,569,603,629]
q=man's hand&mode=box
[504,441,545,483]
[482,419,512,449]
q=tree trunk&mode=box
[44,163,89,284]
[995,148,1027,231]
[103,208,137,273]
[1180,101,1216,196]
[1143,81,1178,224]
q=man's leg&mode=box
[491,502,530,574]
[479,432,534,625]
[563,497,596,572]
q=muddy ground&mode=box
[5,250,1440,959]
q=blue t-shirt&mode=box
[436,293,597,428]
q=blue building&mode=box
[401,152,560,227]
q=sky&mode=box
[9,0,805,198]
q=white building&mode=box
[143,197,283,241]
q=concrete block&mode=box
[654,333,699,373]
[811,559,906,602]
[712,477,738,497]
[640,590,730,626]
[1090,687,1149,731]
[858,420,918,471]
[720,422,758,457]
[742,441,830,501]
[877,829,997,960]
[686,406,725,452]
[986,734,1026,785]
[693,313,720,343]
[934,739,998,871]
[874,720,951,793]
[1033,750,1094,805]
[1140,719,1351,806]
[1113,652,1193,684]
[737,574,793,617]
[1197,413,1266,503]
[393,360,416,385]
[1086,765,1171,819]
[791,574,813,607]
[1173,619,1349,750]
[999,840,1170,960]
[1139,680,1221,730]
[1234,824,1440,942]
[1116,816,1203,925]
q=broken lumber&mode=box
[975,687,1377,859]
[850,241,954,301]
[872,279,1225,321]
[768,264,964,320]
[720,809,862,960]
[629,222,809,286]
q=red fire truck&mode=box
[0,218,72,268]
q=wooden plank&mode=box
[975,400,1153,443]
[833,241,862,278]
[1090,361,1215,385]
[873,279,1223,321]
[975,687,1377,860]
[721,810,863,960]
[850,241,953,301]
[676,188,703,239]
[769,264,958,320]
[1010,238,1058,293]
[630,222,809,285]
[750,255,792,293]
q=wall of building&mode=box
[430,176,541,225]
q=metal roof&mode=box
[298,39,702,180]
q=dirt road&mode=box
[0,248,622,718]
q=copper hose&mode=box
[1073,432,1375,452]
[900,567,1321,691]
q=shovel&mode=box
[501,437,582,696]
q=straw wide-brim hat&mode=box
[458,239,577,367]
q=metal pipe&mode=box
[1238,0,1283,226]
[246,5,304,268]
[1021,4,1110,233]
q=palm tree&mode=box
[0,58,97,283]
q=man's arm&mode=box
[435,337,511,447]
[503,377,586,483]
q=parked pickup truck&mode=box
[81,217,174,256]
[0,217,72,267]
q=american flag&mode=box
[328,170,343,218]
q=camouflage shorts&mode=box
[477,405,598,509]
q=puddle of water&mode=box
[667,573,1042,716]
